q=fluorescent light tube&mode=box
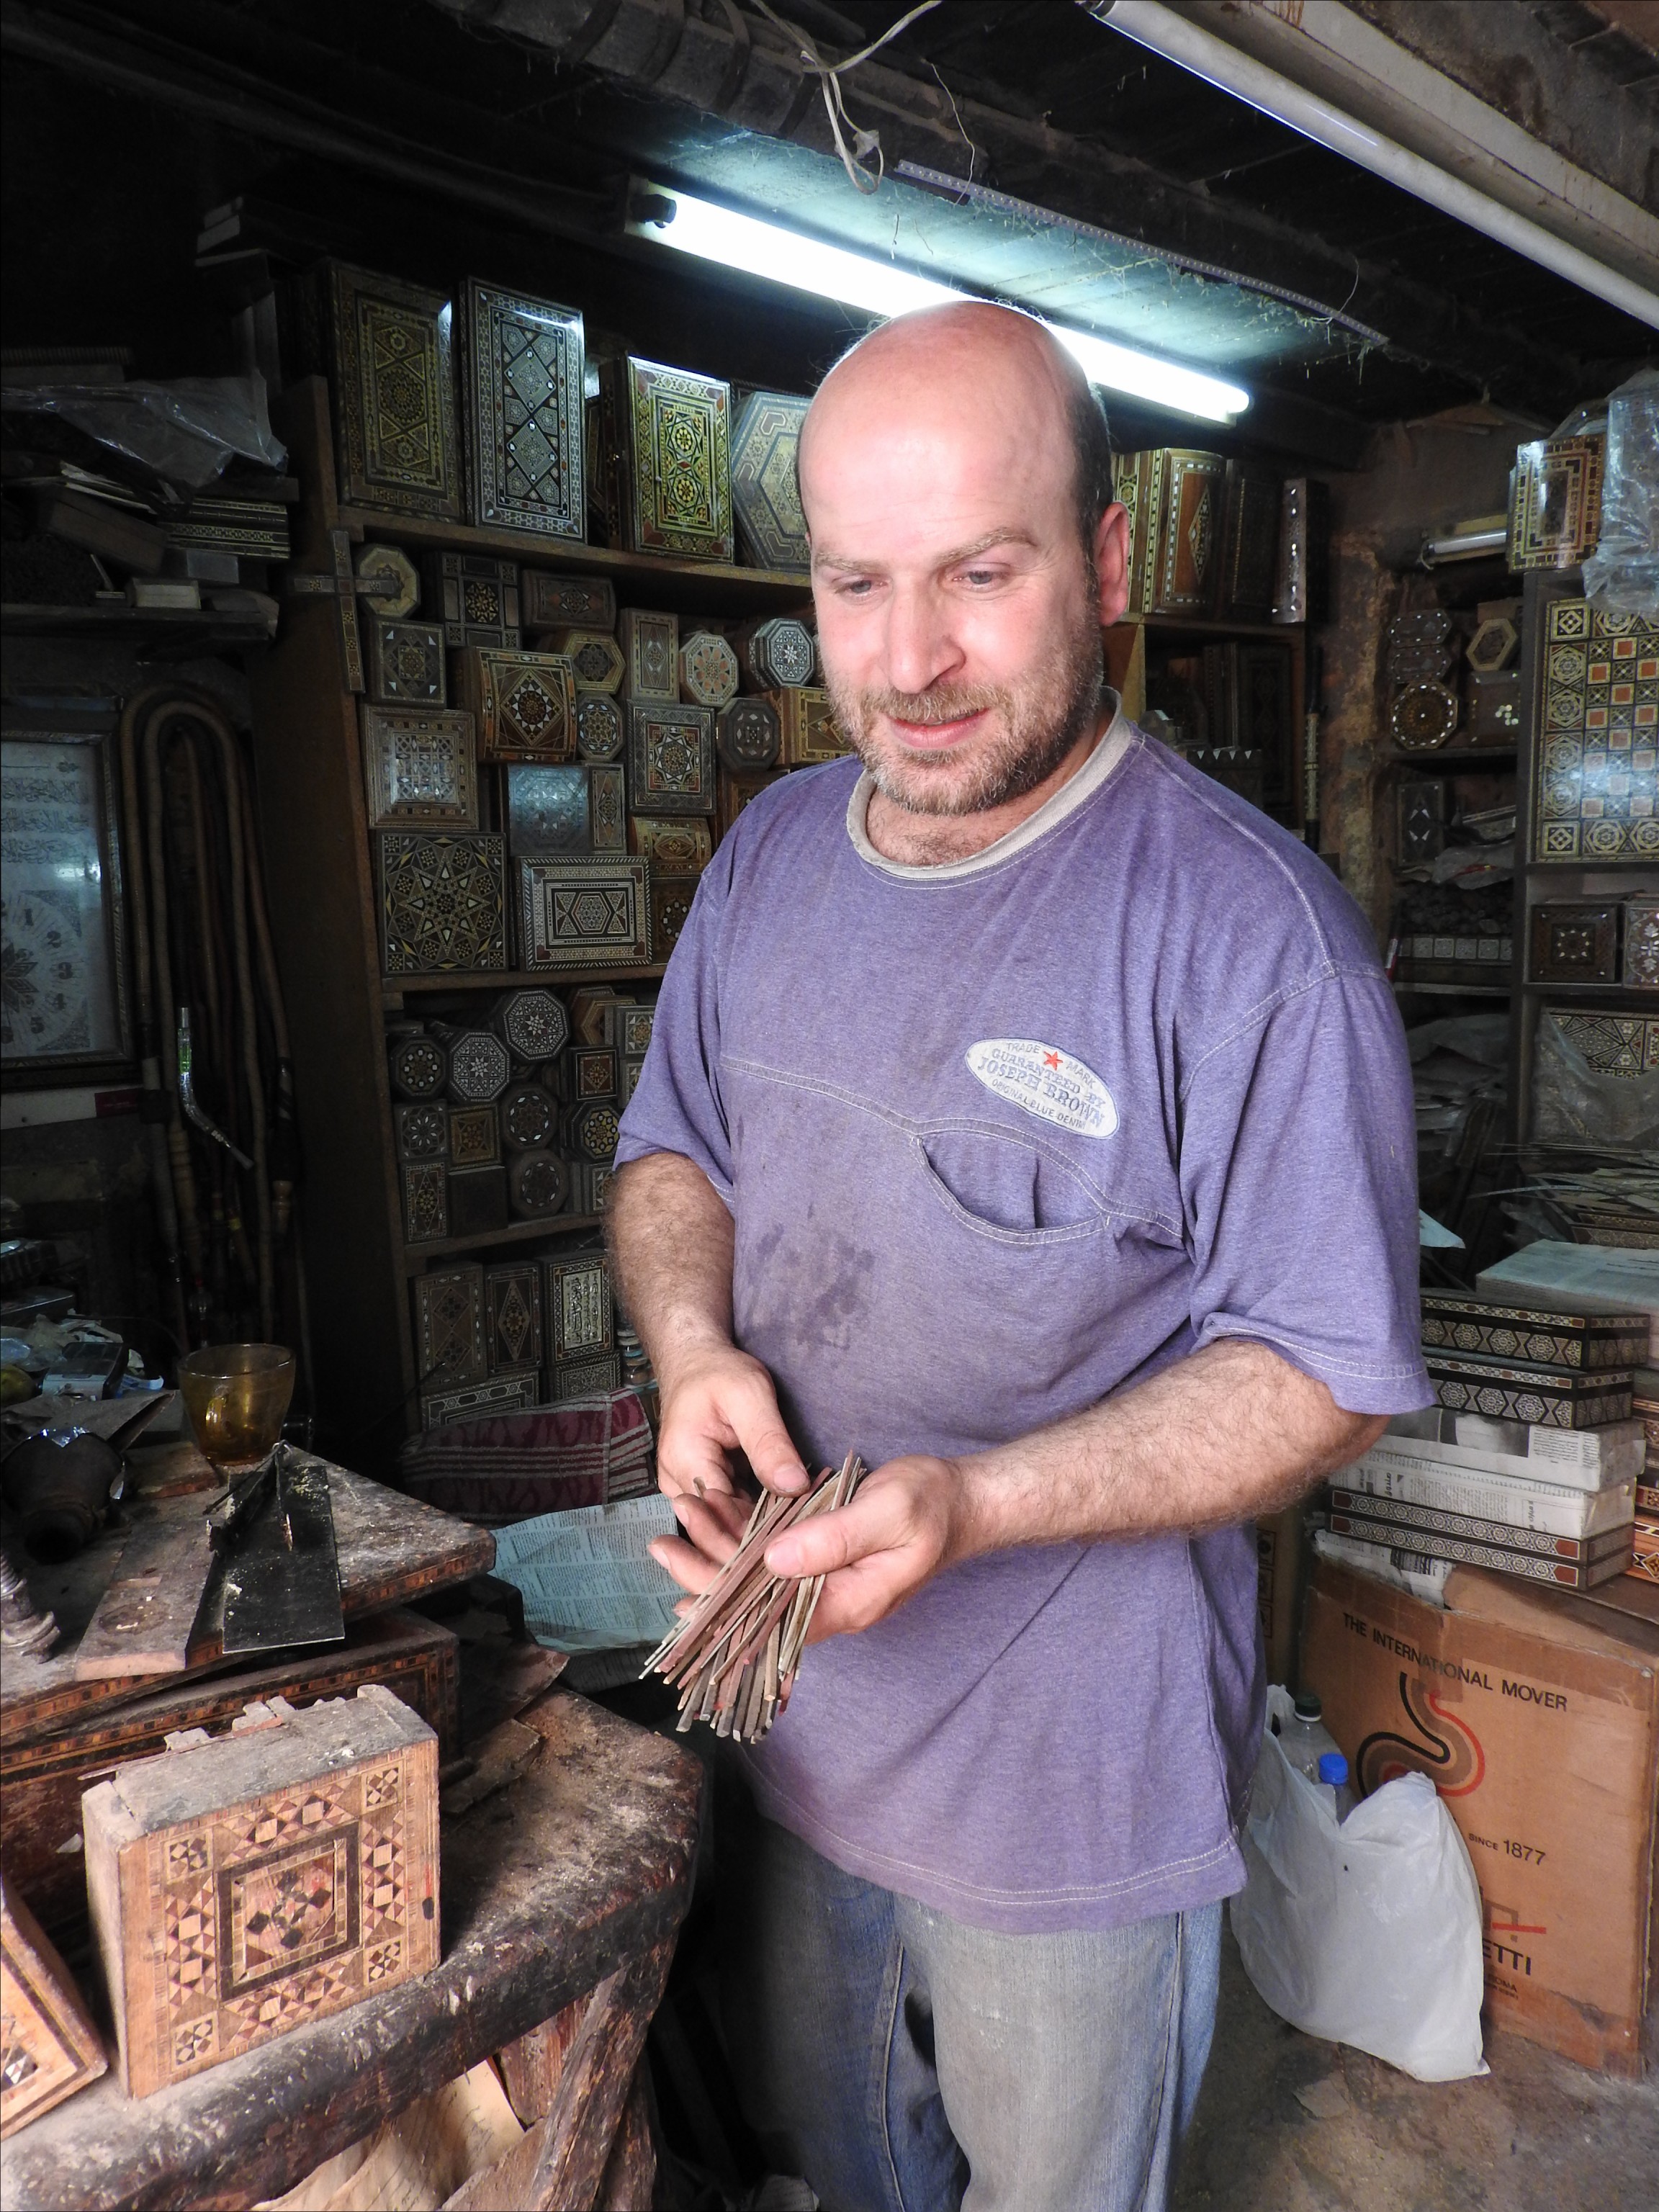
[626,183,1249,423]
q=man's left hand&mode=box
[760,1454,965,1640]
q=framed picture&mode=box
[1,729,133,1077]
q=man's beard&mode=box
[825,609,1106,818]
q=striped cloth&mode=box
[397,1388,655,1524]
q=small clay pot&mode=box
[1,1431,120,1562]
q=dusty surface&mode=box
[1177,1925,1659,2212]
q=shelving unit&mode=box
[246,377,818,1467]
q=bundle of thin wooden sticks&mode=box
[644,1452,868,1741]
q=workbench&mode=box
[1,1689,702,2211]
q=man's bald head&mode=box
[799,302,1115,559]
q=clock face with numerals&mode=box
[1,884,96,1054]
[1,738,125,1065]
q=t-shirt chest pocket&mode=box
[913,1123,1182,1249]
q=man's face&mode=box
[801,320,1128,817]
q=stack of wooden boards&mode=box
[1323,1289,1650,1591]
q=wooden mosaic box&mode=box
[576,693,624,763]
[1627,897,1659,987]
[459,279,585,541]
[361,706,477,830]
[455,647,577,765]
[539,628,625,693]
[541,1251,613,1360]
[1532,598,1658,863]
[619,608,679,702]
[446,1028,510,1102]
[1420,1295,1647,1373]
[448,1163,507,1236]
[395,1102,446,1164]
[599,356,733,562]
[1,1873,105,2136]
[769,687,849,768]
[547,1354,623,1403]
[1540,1008,1659,1077]
[650,876,696,956]
[629,816,711,875]
[716,695,781,772]
[607,1003,655,1058]
[679,629,739,708]
[591,763,625,852]
[1507,434,1604,571]
[401,1161,447,1244]
[419,1371,538,1430]
[1118,449,1226,618]
[84,1686,439,2099]
[563,1100,621,1164]
[508,1148,567,1218]
[446,1104,499,1169]
[500,1082,556,1150]
[521,570,616,631]
[368,619,446,707]
[485,1262,542,1374]
[1215,463,1280,624]
[1529,903,1619,984]
[493,987,567,1062]
[1424,1353,1634,1431]
[627,702,716,814]
[517,855,650,969]
[377,832,506,976]
[505,763,593,855]
[736,616,814,692]
[718,765,783,838]
[315,263,460,521]
[731,390,810,572]
[413,1263,485,1385]
[554,1047,618,1102]
[425,552,521,649]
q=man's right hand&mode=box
[649,1341,809,1598]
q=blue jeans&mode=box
[719,1798,1222,2212]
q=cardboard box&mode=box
[1302,1557,1659,2074]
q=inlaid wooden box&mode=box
[368,620,446,707]
[1216,463,1280,624]
[575,693,624,763]
[387,1030,446,1100]
[1420,1294,1647,1373]
[500,1082,557,1150]
[650,876,697,956]
[1530,599,1658,864]
[484,1262,541,1373]
[361,705,478,830]
[517,855,650,968]
[1118,449,1227,618]
[413,1262,485,1385]
[445,1028,510,1102]
[607,1002,655,1058]
[1465,670,1522,744]
[716,695,781,771]
[539,629,625,693]
[521,570,616,631]
[768,688,849,768]
[563,1100,621,1164]
[679,629,739,708]
[313,262,460,521]
[619,608,679,702]
[735,615,814,691]
[591,763,625,852]
[505,763,593,855]
[619,1053,646,1107]
[731,389,810,572]
[448,1164,508,1236]
[554,1046,618,1102]
[420,1371,538,1429]
[547,1353,623,1403]
[598,356,734,562]
[395,1102,447,1164]
[1,1873,105,2136]
[627,702,716,814]
[377,832,506,975]
[493,987,567,1062]
[1424,1354,1633,1430]
[84,1686,439,2098]
[455,647,577,764]
[459,279,585,541]
[402,1161,447,1245]
[629,816,711,875]
[541,1251,613,1360]
[447,1103,500,1169]
[718,765,783,838]
[1626,897,1659,988]
[1507,433,1604,570]
[425,552,520,649]
[1529,904,1619,984]
[507,1148,567,1218]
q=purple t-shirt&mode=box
[616,711,1431,1933]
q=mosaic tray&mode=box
[1532,598,1658,863]
[325,263,460,521]
[460,279,585,541]
[377,833,506,976]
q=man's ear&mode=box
[1092,503,1130,629]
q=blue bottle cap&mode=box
[1318,1751,1349,1786]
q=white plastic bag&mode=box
[1229,1686,1487,2081]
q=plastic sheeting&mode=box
[1,372,285,491]
[1584,368,1659,621]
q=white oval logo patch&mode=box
[965,1039,1118,1138]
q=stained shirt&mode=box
[615,707,1431,1933]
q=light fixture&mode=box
[625,182,1251,424]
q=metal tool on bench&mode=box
[210,1442,344,1655]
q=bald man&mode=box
[611,304,1429,2212]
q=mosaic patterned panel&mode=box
[1533,599,1659,862]
[679,630,739,707]
[368,621,446,707]
[505,764,591,855]
[462,281,585,540]
[377,834,506,976]
[518,856,650,969]
[626,359,734,562]
[731,390,810,572]
[1507,435,1604,571]
[459,648,577,765]
[627,703,715,816]
[446,1104,500,1168]
[576,694,624,763]
[497,988,567,1062]
[742,618,814,691]
[139,1742,433,2091]
[1627,897,1659,987]
[402,1161,447,1245]
[361,706,477,830]
[543,1253,612,1359]
[773,688,850,768]
[590,763,625,852]
[716,696,781,771]
[619,609,679,703]
[565,1102,621,1164]
[420,1371,539,1429]
[484,1262,542,1372]
[426,553,520,649]
[413,1264,485,1384]
[548,1353,622,1401]
[395,1102,446,1163]
[329,264,460,521]
[1545,1010,1659,1076]
[446,1030,509,1102]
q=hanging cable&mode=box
[752,0,945,193]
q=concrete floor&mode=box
[1177,1926,1659,2212]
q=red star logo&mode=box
[1043,1051,1062,1069]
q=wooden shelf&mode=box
[384,965,665,1005]
[1393,979,1514,997]
[1520,979,1658,995]
[403,1213,603,1272]
[2,601,274,650]
[1131,612,1302,641]
[1385,749,1516,769]
[337,506,811,615]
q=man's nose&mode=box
[881,586,962,698]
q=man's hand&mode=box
[647,1341,809,1595]
[763,1455,963,1640]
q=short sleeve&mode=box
[1178,970,1432,1415]
[613,843,736,1205]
